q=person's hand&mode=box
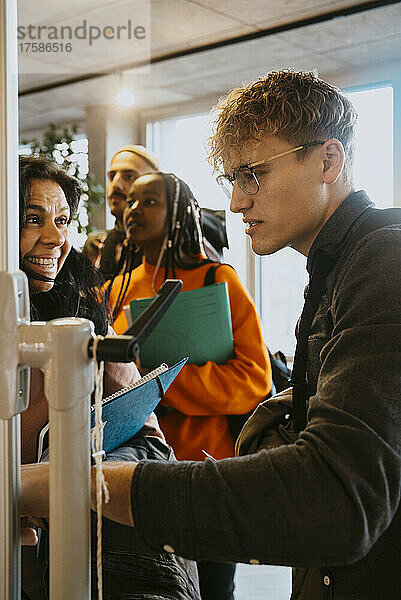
[21,526,38,546]
[91,462,137,527]
[21,463,49,519]
[21,461,136,529]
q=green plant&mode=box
[22,123,105,236]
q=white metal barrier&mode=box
[1,0,23,597]
[1,275,94,599]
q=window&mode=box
[257,250,308,356]
[349,86,393,208]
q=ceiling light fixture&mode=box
[116,72,135,107]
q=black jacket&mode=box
[131,191,401,600]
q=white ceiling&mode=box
[18,0,401,135]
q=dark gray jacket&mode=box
[131,191,401,600]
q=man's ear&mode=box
[322,139,345,184]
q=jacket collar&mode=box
[306,190,374,275]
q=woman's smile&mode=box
[23,254,60,276]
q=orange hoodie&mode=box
[109,260,271,460]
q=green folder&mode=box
[129,282,234,369]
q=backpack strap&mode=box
[203,264,219,286]
[291,206,401,433]
[203,263,236,286]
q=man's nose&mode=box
[230,183,252,214]
[110,172,125,193]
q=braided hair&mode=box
[108,172,211,322]
[161,173,209,278]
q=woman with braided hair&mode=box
[106,172,272,600]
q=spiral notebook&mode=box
[37,357,187,459]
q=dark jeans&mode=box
[93,519,200,600]
[91,436,201,600]
[197,560,236,600]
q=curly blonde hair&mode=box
[208,70,357,182]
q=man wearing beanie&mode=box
[84,145,159,280]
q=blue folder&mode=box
[91,358,187,453]
[37,358,187,460]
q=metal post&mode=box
[19,318,94,599]
[0,0,21,597]
[47,319,93,600]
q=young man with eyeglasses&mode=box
[22,70,401,600]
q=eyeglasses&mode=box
[216,141,326,198]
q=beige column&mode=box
[85,104,141,229]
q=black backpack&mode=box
[201,208,229,261]
[267,349,292,394]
